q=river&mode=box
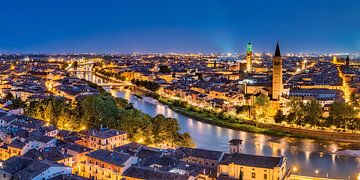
[77,72,360,178]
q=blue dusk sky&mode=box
[0,0,359,54]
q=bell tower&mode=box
[272,42,283,100]
[246,43,253,72]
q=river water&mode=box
[77,72,360,178]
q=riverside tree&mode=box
[25,94,194,148]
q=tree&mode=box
[235,105,252,118]
[286,112,296,125]
[254,94,270,121]
[24,93,194,148]
[7,98,26,109]
[303,100,323,127]
[350,93,359,107]
[159,65,171,74]
[72,61,78,69]
[61,62,69,69]
[78,95,121,129]
[274,110,286,124]
[44,96,69,124]
[346,118,360,132]
[114,97,130,109]
[329,102,358,128]
[287,97,305,126]
[4,93,14,101]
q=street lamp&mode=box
[292,167,297,180]
[357,173,360,180]
[315,170,319,178]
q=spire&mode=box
[274,42,281,57]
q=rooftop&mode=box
[220,153,284,169]
[85,149,132,166]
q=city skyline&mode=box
[0,0,360,54]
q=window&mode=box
[252,172,256,178]
[264,174,268,179]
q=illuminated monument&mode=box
[272,42,283,100]
[246,43,253,72]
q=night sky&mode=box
[0,0,359,53]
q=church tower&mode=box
[246,43,253,72]
[272,42,283,100]
[346,55,350,66]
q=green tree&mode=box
[286,112,296,125]
[5,93,14,101]
[350,93,359,107]
[303,100,323,127]
[274,110,286,124]
[287,97,305,126]
[78,95,120,129]
[159,65,171,74]
[329,102,358,128]
[254,94,270,121]
[61,62,69,69]
[7,98,26,109]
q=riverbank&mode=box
[93,71,360,144]
[160,99,360,143]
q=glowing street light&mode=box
[315,170,319,178]
[292,167,298,180]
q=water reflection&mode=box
[77,72,360,178]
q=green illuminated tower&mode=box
[246,43,253,72]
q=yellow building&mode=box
[62,142,94,174]
[78,149,136,180]
[78,129,129,150]
[208,89,228,100]
[158,74,174,82]
[0,140,29,161]
[217,153,288,180]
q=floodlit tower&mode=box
[246,43,253,72]
[333,56,337,64]
[272,42,283,100]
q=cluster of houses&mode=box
[0,61,99,106]
[109,53,358,118]
[0,110,290,180]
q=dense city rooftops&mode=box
[85,149,132,166]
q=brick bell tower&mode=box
[272,42,283,100]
